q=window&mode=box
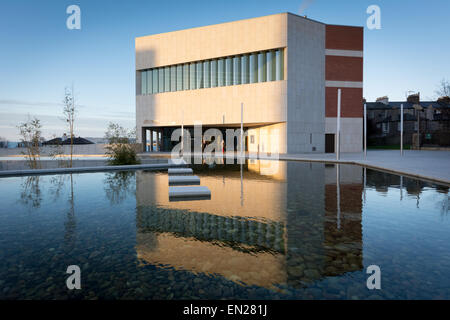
[152,69,158,93]
[164,67,170,92]
[275,49,283,81]
[138,48,285,95]
[147,70,152,94]
[196,62,203,89]
[210,60,217,87]
[170,66,177,92]
[233,56,241,85]
[266,51,275,81]
[241,55,249,84]
[158,68,164,93]
[141,71,147,95]
[176,65,183,91]
[189,63,196,90]
[249,53,258,83]
[218,59,225,86]
[183,64,189,90]
[382,122,389,133]
[203,61,210,88]
[225,57,233,86]
[258,52,266,82]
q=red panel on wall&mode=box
[326,87,363,118]
[325,25,363,51]
[326,56,363,82]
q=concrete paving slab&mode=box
[168,168,193,175]
[169,186,211,200]
[168,175,200,185]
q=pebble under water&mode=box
[0,161,449,300]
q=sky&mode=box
[0,0,449,141]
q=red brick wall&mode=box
[325,25,364,118]
[326,56,363,82]
[326,87,363,117]
[325,25,363,51]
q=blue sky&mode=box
[0,0,449,140]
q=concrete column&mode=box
[141,127,147,152]
[149,129,153,152]
[157,130,161,151]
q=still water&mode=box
[0,160,449,300]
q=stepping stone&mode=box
[168,175,200,185]
[169,186,211,201]
[168,158,187,165]
[168,168,193,175]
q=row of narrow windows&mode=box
[139,48,284,95]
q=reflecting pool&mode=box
[0,160,449,299]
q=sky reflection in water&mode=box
[0,160,449,299]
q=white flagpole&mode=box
[336,89,341,161]
[336,163,341,230]
[240,102,244,160]
[400,103,404,156]
[181,109,184,156]
[364,103,367,159]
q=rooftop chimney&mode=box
[376,96,389,105]
[407,92,420,104]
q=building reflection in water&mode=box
[135,160,364,290]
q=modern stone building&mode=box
[136,12,363,154]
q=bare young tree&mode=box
[63,86,77,168]
[435,78,450,98]
[17,116,42,169]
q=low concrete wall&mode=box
[0,144,108,156]
[0,158,167,171]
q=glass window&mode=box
[189,63,196,90]
[158,68,164,93]
[258,52,266,82]
[210,59,217,87]
[267,51,275,81]
[218,59,225,87]
[170,66,176,91]
[141,49,283,94]
[147,70,152,94]
[141,71,147,95]
[196,62,203,89]
[183,64,189,90]
[152,68,158,93]
[275,49,284,81]
[176,65,183,91]
[203,61,210,88]
[164,67,170,92]
[241,55,249,84]
[249,53,258,83]
[225,57,233,86]
[233,56,241,85]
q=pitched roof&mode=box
[366,101,450,110]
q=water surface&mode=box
[0,160,449,299]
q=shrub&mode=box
[105,123,140,165]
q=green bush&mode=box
[106,144,140,165]
[105,123,140,165]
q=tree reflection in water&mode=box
[19,176,42,209]
[103,171,136,205]
[64,174,76,248]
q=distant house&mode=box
[43,136,94,145]
[366,94,450,148]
